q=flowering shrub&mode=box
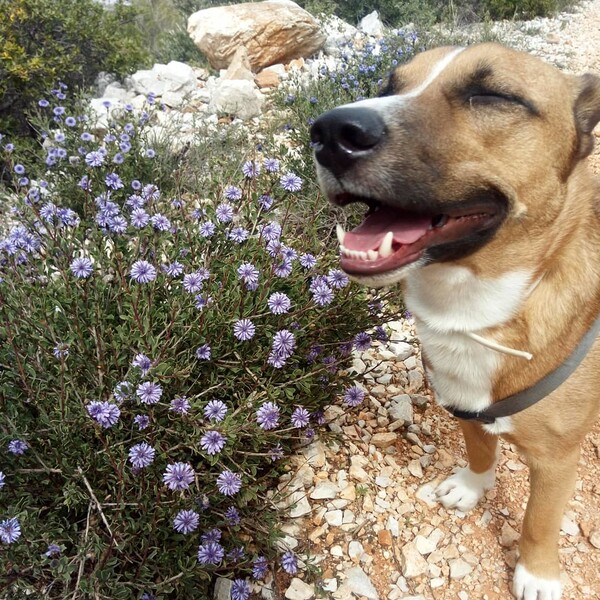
[0,87,399,598]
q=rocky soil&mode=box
[267,2,600,599]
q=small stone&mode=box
[390,342,413,360]
[285,577,314,600]
[407,370,424,393]
[337,566,379,600]
[214,577,233,600]
[301,441,327,468]
[324,510,343,527]
[407,459,423,478]
[415,482,438,508]
[378,529,393,546]
[449,558,473,580]
[589,529,600,549]
[322,578,338,592]
[500,522,520,547]
[387,515,400,537]
[371,432,398,448]
[310,481,339,500]
[560,515,580,536]
[330,545,344,557]
[414,534,436,555]
[340,484,356,501]
[288,492,312,518]
[255,69,280,88]
[411,394,429,408]
[348,540,365,562]
[400,542,428,578]
[388,395,414,425]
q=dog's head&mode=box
[311,43,600,287]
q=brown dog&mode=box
[310,43,600,599]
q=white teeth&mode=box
[379,231,394,258]
[336,223,345,245]
[367,249,378,260]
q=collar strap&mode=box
[443,310,600,424]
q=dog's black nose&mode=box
[310,106,386,177]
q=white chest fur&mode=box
[403,265,533,419]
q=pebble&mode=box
[336,566,379,600]
[371,432,398,448]
[348,540,365,562]
[284,578,314,600]
[449,558,473,580]
[401,542,429,578]
[561,515,580,536]
[310,481,339,499]
[324,510,343,526]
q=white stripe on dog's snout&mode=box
[341,46,465,112]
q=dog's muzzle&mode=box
[310,107,386,178]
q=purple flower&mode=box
[170,396,190,414]
[267,292,291,315]
[113,381,132,402]
[228,227,249,243]
[270,444,284,461]
[225,506,240,526]
[327,269,349,289]
[281,550,298,575]
[150,213,171,231]
[0,471,5,489]
[85,151,104,167]
[65,116,76,127]
[199,220,216,238]
[263,157,280,173]
[200,431,226,455]
[45,543,61,557]
[280,172,302,192]
[162,261,184,277]
[344,385,365,407]
[215,203,234,223]
[142,183,160,202]
[291,406,310,428]
[136,382,163,405]
[299,253,317,269]
[216,470,242,496]
[312,282,334,306]
[258,194,274,210]
[70,257,93,278]
[204,400,227,422]
[183,272,204,293]
[127,194,145,209]
[134,415,150,430]
[261,221,282,242]
[197,541,224,564]
[224,185,242,201]
[145,148,155,158]
[129,209,148,228]
[267,352,287,368]
[353,332,372,351]
[233,318,255,341]
[131,179,142,190]
[195,294,213,310]
[53,106,65,116]
[242,161,260,178]
[8,440,29,455]
[14,164,25,175]
[87,401,120,428]
[237,262,259,287]
[253,556,269,580]
[201,528,221,543]
[228,546,245,562]
[39,99,50,108]
[274,258,293,278]
[0,517,21,544]
[163,462,195,491]
[105,173,123,190]
[173,509,199,534]
[80,132,93,142]
[195,344,211,361]
[256,402,280,430]
[130,260,157,284]
[128,442,156,468]
[132,353,152,374]
[272,330,295,356]
[231,580,251,600]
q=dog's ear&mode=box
[574,73,600,158]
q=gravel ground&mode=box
[267,3,600,599]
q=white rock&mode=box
[330,545,344,557]
[359,10,384,37]
[560,515,580,536]
[208,79,265,120]
[310,480,339,500]
[401,542,428,578]
[390,341,413,361]
[387,515,400,537]
[500,521,520,547]
[285,577,314,600]
[348,540,365,561]
[214,577,233,600]
[449,558,473,580]
[322,578,338,592]
[414,535,436,555]
[301,441,326,468]
[286,491,312,518]
[336,567,379,600]
[407,459,423,478]
[324,509,343,527]
[388,395,414,425]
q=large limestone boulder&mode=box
[187,0,326,71]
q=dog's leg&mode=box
[512,448,579,600]
[435,419,498,512]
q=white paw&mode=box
[512,563,562,600]
[435,465,495,512]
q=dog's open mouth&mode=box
[335,194,506,275]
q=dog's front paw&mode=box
[512,563,562,600]
[434,466,495,512]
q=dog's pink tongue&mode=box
[344,210,431,251]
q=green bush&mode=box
[0,85,399,598]
[0,0,149,137]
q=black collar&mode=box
[442,310,600,425]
